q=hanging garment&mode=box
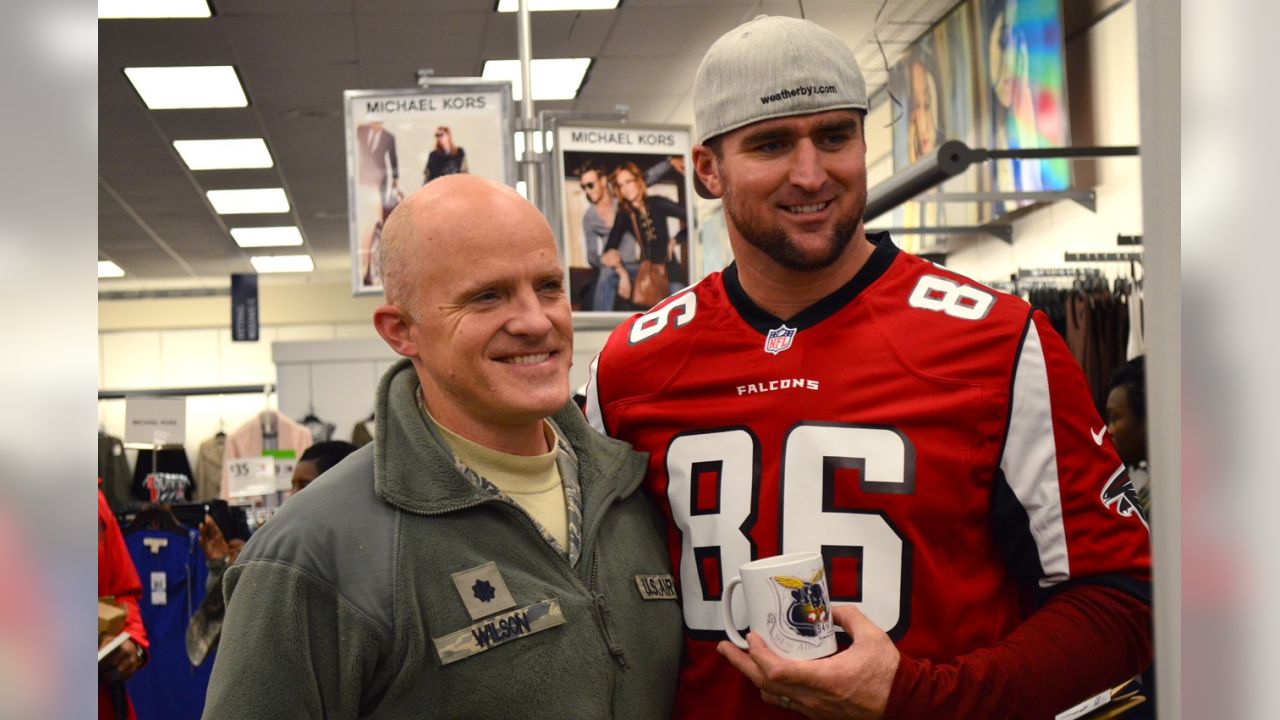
[123,525,212,720]
[99,432,133,512]
[130,448,194,503]
[299,415,336,443]
[351,418,375,448]
[1127,286,1145,360]
[220,411,314,498]
[192,434,225,502]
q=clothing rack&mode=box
[1018,267,1102,278]
[97,383,275,400]
[1063,252,1143,263]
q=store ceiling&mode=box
[98,0,957,291]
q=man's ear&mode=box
[373,304,418,358]
[692,145,725,199]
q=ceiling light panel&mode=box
[124,66,247,110]
[230,226,303,248]
[206,188,289,214]
[496,0,620,11]
[98,260,126,278]
[250,255,314,274]
[99,0,211,18]
[482,58,591,101]
[174,139,273,171]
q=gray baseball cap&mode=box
[692,15,868,198]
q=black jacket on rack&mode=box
[131,448,195,502]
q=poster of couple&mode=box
[553,123,696,314]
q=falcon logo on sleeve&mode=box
[1100,467,1149,529]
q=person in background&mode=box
[186,440,358,666]
[423,125,468,183]
[1107,356,1150,519]
[578,160,634,312]
[289,440,359,495]
[587,15,1151,719]
[203,175,681,718]
[98,488,149,720]
[579,158,685,311]
[601,161,687,307]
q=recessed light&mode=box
[482,58,591,101]
[206,188,289,215]
[99,0,211,18]
[174,138,273,171]
[496,0,619,11]
[98,260,126,278]
[250,255,314,274]
[230,226,303,248]
[124,66,247,110]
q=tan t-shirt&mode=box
[429,412,568,551]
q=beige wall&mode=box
[99,282,384,332]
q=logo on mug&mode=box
[766,569,833,650]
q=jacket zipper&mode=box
[588,546,629,669]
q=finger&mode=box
[717,640,768,689]
[745,631,804,686]
[831,603,877,637]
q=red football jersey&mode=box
[586,235,1151,719]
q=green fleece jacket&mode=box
[203,359,682,718]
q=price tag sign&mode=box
[273,458,297,491]
[262,449,298,492]
[226,457,277,498]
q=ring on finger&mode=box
[779,695,792,710]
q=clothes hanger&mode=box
[300,402,322,424]
[125,503,185,534]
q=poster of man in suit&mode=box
[344,85,514,295]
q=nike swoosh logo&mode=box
[1091,426,1106,445]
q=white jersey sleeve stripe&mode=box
[584,353,608,436]
[1000,321,1071,588]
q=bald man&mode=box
[204,176,682,719]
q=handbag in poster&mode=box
[344,83,515,295]
[552,123,696,313]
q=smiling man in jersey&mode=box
[585,15,1152,719]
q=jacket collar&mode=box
[373,358,648,516]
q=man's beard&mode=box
[724,183,864,272]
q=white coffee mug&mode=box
[720,552,837,660]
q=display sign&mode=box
[230,272,259,342]
[263,449,298,492]
[888,0,1070,229]
[124,396,186,446]
[226,452,298,497]
[226,457,276,498]
[344,83,516,296]
[552,122,697,314]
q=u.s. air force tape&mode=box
[634,574,678,600]
[432,599,565,665]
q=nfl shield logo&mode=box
[764,325,796,355]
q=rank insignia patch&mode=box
[451,561,516,620]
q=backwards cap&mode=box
[691,15,867,198]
